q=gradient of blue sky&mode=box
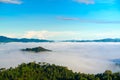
[0,0,120,40]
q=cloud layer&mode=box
[0,0,22,4]
[58,16,120,24]
[0,42,120,73]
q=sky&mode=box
[0,0,120,40]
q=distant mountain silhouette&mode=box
[63,38,120,42]
[0,36,53,43]
[1,36,120,43]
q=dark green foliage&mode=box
[0,62,120,80]
[21,47,52,52]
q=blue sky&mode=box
[0,0,120,40]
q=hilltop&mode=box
[21,46,52,52]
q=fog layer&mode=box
[0,42,120,74]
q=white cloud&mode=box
[74,0,94,4]
[74,0,115,4]
[22,31,120,40]
[0,0,22,4]
[23,31,81,40]
[1,33,17,38]
[95,32,120,39]
[2,30,120,40]
[1,31,81,40]
[58,16,120,24]
[57,16,79,20]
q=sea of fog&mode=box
[0,42,120,74]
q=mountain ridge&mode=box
[0,36,53,43]
[1,36,120,42]
[63,38,120,42]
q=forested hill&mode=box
[0,62,120,80]
[0,36,53,43]
[21,46,52,52]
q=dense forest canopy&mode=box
[0,62,120,80]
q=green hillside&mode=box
[0,62,120,80]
